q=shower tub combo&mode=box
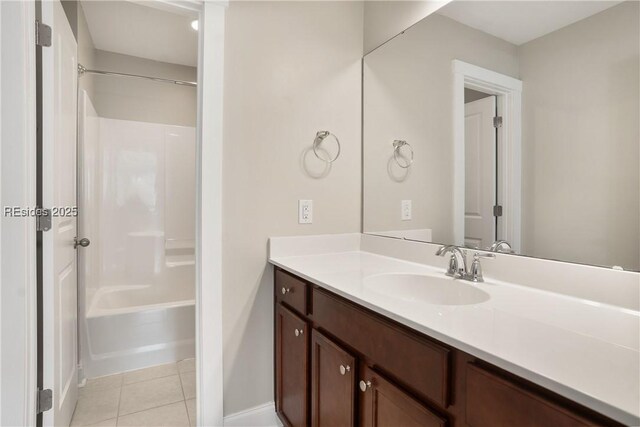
[79,91,196,378]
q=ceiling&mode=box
[81,1,198,67]
[437,1,622,46]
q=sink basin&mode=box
[363,273,490,306]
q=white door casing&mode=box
[42,1,79,425]
[0,2,38,425]
[452,60,522,252]
[464,96,496,249]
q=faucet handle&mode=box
[445,254,458,277]
[467,252,494,283]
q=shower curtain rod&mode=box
[77,64,197,87]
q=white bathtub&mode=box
[82,284,195,378]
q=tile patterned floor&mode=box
[71,359,196,427]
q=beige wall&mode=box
[77,3,197,127]
[363,1,450,54]
[519,2,640,269]
[222,1,363,415]
[78,4,96,100]
[363,13,519,243]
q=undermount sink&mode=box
[363,273,490,306]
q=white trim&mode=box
[452,59,522,252]
[0,1,38,425]
[196,2,226,426]
[147,2,226,425]
[223,402,281,427]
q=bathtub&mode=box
[82,284,195,378]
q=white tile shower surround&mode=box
[269,233,640,426]
[71,360,196,427]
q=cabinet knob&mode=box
[294,328,304,337]
[359,380,372,392]
[281,287,291,295]
[339,365,351,375]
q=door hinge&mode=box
[36,208,51,232]
[493,116,503,128]
[35,20,52,47]
[36,389,53,414]
[493,205,503,217]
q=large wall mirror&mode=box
[363,1,640,271]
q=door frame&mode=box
[0,2,38,426]
[452,59,523,252]
[4,0,227,425]
[192,1,226,426]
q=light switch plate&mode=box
[401,200,412,221]
[298,200,313,224]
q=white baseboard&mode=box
[223,402,282,427]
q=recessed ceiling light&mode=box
[191,20,198,31]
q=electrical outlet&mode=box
[401,200,412,221]
[298,200,313,224]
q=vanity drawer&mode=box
[466,364,596,427]
[312,288,450,407]
[275,268,308,315]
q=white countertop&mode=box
[269,249,640,425]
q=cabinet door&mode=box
[466,364,596,427]
[276,304,309,427]
[359,365,447,427]
[311,330,356,427]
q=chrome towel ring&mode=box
[393,140,413,168]
[313,131,341,164]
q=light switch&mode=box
[298,200,313,224]
[401,200,412,221]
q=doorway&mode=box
[463,89,498,250]
[452,59,523,252]
[36,1,226,426]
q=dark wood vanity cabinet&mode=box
[275,304,309,427]
[273,267,620,427]
[310,330,356,427]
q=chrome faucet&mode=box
[488,240,513,253]
[436,246,494,282]
[435,245,468,278]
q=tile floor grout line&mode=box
[115,399,187,421]
[183,400,192,427]
[121,363,179,385]
[177,373,192,427]
[178,370,194,426]
[116,376,124,425]
[122,371,179,387]
[177,371,188,401]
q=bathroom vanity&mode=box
[270,2,639,425]
[269,234,639,427]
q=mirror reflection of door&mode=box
[464,91,496,249]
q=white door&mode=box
[464,96,496,249]
[42,1,79,425]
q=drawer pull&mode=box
[281,287,291,295]
[294,328,304,337]
[359,380,372,392]
[339,365,351,375]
